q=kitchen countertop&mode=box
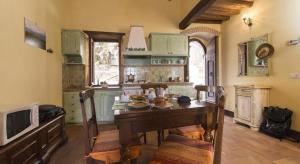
[122,82,194,87]
[63,82,193,92]
[63,86,122,92]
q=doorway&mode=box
[188,39,206,86]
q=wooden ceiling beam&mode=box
[179,0,217,29]
[226,0,254,7]
[193,19,223,24]
[199,13,230,21]
[214,0,254,8]
[205,6,241,16]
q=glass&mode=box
[93,42,120,85]
[114,96,120,102]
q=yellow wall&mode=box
[221,0,300,130]
[62,0,184,36]
[0,0,63,109]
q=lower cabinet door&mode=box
[237,95,251,121]
[102,91,122,122]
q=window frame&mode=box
[84,31,124,86]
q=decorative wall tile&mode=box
[124,66,184,83]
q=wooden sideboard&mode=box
[234,85,271,131]
[0,114,67,164]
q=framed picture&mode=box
[24,18,46,50]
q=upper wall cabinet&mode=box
[62,30,87,64]
[149,33,188,56]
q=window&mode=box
[188,40,206,85]
[85,31,124,86]
[93,42,120,85]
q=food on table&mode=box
[127,101,149,109]
[154,96,168,106]
[130,95,146,101]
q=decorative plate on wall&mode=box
[255,43,275,59]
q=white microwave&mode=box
[0,103,39,146]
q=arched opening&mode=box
[188,39,206,86]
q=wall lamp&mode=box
[242,15,253,27]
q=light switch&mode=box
[289,72,300,79]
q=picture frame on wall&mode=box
[24,18,46,50]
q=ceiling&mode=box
[179,0,254,29]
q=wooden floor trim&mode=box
[224,109,234,117]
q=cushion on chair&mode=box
[150,134,213,164]
[89,129,141,163]
[169,125,205,140]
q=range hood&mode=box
[127,25,148,51]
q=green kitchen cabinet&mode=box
[168,35,188,56]
[150,34,169,55]
[95,90,122,122]
[62,30,87,64]
[63,91,92,123]
[63,90,121,124]
[150,33,188,56]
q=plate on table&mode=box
[154,102,173,109]
[127,101,149,109]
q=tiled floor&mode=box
[50,117,300,164]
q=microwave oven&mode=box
[0,103,39,146]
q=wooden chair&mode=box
[150,89,225,164]
[168,85,216,140]
[79,89,141,164]
[140,83,168,146]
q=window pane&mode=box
[93,42,119,85]
[189,41,205,86]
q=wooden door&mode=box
[206,37,218,102]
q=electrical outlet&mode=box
[289,72,300,79]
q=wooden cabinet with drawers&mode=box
[234,85,271,131]
[0,114,67,164]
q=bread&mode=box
[154,96,167,106]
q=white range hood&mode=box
[127,25,148,51]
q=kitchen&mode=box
[3,0,300,163]
[62,26,207,123]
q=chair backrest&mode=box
[79,89,98,156]
[194,85,218,102]
[194,85,208,100]
[213,86,225,164]
[141,83,168,96]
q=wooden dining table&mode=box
[113,99,216,163]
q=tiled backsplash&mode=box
[63,64,86,89]
[124,66,184,83]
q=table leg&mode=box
[157,130,161,146]
[204,107,214,142]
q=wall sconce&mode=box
[242,15,253,27]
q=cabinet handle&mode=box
[71,103,74,106]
